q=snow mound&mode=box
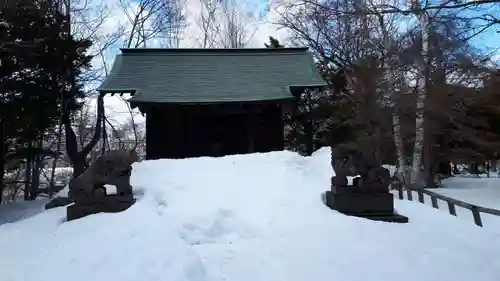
[1,147,500,281]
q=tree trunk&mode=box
[29,155,41,200]
[424,144,436,188]
[304,116,314,156]
[48,98,65,198]
[469,162,479,175]
[24,149,32,201]
[28,139,43,200]
[392,112,407,182]
[304,91,314,156]
[0,138,6,203]
[72,155,87,178]
[64,94,104,179]
[378,14,407,185]
[0,95,5,203]
[0,170,4,203]
[411,11,429,187]
[0,165,4,203]
[423,98,435,188]
[437,160,452,177]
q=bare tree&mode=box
[83,0,185,157]
[192,0,263,48]
[102,94,145,153]
[195,0,219,47]
[277,0,500,186]
[69,0,126,86]
[62,94,104,178]
[370,1,410,184]
[278,0,404,158]
[119,0,185,48]
[218,0,257,48]
[45,0,125,184]
[407,0,429,186]
[406,0,499,185]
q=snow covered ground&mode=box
[1,148,500,281]
[392,176,500,233]
[434,177,500,233]
[437,177,500,210]
[0,199,48,225]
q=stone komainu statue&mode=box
[330,143,391,193]
[330,144,358,175]
[65,149,138,221]
[326,143,408,223]
[68,150,138,200]
[44,149,138,211]
[350,148,391,193]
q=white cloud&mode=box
[491,53,500,64]
[250,0,292,47]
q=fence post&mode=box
[417,189,424,203]
[406,189,413,201]
[471,206,483,227]
[448,202,456,216]
[431,196,439,209]
[393,181,404,200]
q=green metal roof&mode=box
[97,48,326,104]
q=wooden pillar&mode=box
[277,103,285,151]
[172,107,184,158]
[145,108,155,160]
[267,103,284,152]
[247,108,255,153]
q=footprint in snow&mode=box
[179,209,235,245]
[183,251,208,281]
[204,209,234,239]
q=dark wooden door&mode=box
[184,113,249,157]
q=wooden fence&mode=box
[392,182,500,227]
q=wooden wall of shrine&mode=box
[143,102,286,160]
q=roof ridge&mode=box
[120,47,310,55]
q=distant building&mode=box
[97,48,326,159]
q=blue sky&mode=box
[451,4,500,59]
[473,29,499,60]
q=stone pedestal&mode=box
[326,175,408,223]
[66,195,136,221]
[328,144,408,223]
[325,190,408,223]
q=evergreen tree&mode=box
[265,36,284,48]
[0,1,93,200]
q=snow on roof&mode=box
[1,148,499,281]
